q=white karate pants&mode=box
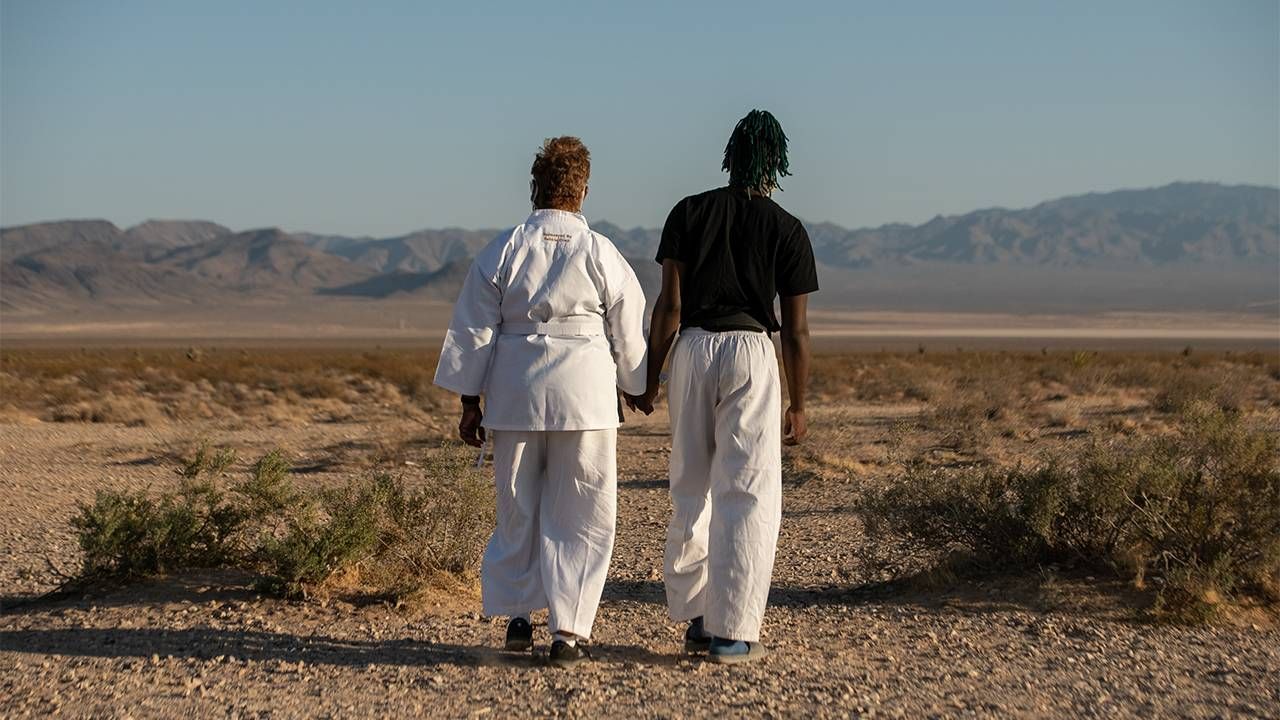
[481,429,617,640]
[663,329,782,642]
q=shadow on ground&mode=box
[603,572,1149,621]
[4,570,1147,630]
[0,626,508,668]
[0,626,680,669]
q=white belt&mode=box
[500,319,605,337]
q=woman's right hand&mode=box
[459,404,486,447]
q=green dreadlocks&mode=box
[722,109,791,194]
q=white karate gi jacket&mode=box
[434,209,647,431]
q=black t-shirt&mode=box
[655,187,819,333]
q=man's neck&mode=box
[727,184,771,198]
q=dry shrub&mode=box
[808,354,953,403]
[862,402,1280,621]
[50,394,165,426]
[1151,370,1215,414]
[903,377,948,403]
[1151,365,1247,415]
[293,373,348,400]
[787,407,877,478]
[69,445,492,601]
[74,448,244,579]
[254,450,492,598]
[925,377,1016,454]
[309,397,355,423]
[928,395,994,453]
[0,404,39,424]
[1042,400,1083,429]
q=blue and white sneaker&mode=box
[707,637,768,665]
[684,616,712,653]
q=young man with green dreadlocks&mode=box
[626,109,818,664]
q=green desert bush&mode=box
[252,478,383,598]
[254,453,492,598]
[69,445,492,600]
[863,402,1280,620]
[180,443,238,479]
[72,477,248,578]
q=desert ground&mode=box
[1,332,1278,718]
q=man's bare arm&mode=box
[628,259,682,413]
[779,293,811,444]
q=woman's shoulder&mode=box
[473,225,522,271]
[583,225,628,264]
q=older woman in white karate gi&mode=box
[434,136,647,668]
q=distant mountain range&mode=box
[2,182,1276,314]
[808,182,1278,268]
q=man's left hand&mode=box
[783,406,807,446]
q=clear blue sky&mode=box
[2,0,1277,236]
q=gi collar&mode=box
[526,208,590,232]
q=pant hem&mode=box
[703,622,761,643]
[548,623,593,641]
[668,610,704,623]
[483,605,546,618]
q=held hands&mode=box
[458,404,485,447]
[623,386,658,415]
[783,405,807,446]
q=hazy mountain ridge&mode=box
[2,182,1276,312]
[156,228,379,292]
[319,260,473,300]
[298,228,500,274]
[811,182,1278,268]
[124,220,232,257]
[2,219,136,258]
[0,224,377,309]
[0,220,232,310]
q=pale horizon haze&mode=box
[2,0,1277,237]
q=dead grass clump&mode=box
[928,396,995,454]
[1150,366,1245,415]
[50,394,166,426]
[862,402,1280,621]
[292,373,349,400]
[68,445,492,601]
[785,407,881,479]
[0,404,39,424]
[903,377,948,403]
[925,377,1017,454]
[1042,400,1083,429]
[309,398,356,423]
[806,354,953,403]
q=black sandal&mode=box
[548,640,592,668]
[504,617,533,652]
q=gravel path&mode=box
[1,411,1277,718]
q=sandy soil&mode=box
[2,394,1278,718]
